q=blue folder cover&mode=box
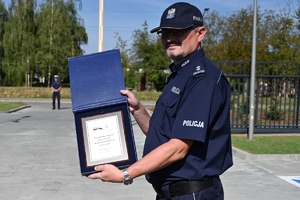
[68,49,137,175]
[69,49,126,112]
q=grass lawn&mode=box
[0,102,26,112]
[232,135,300,154]
[0,87,161,101]
[0,87,71,99]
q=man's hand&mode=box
[120,89,150,135]
[87,164,124,183]
[120,89,141,113]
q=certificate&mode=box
[81,111,130,167]
[73,104,137,176]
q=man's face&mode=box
[159,26,206,62]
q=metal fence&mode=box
[217,61,300,133]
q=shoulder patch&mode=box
[192,65,205,77]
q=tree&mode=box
[1,0,87,86]
[266,6,300,63]
[2,0,36,86]
[0,0,7,86]
[130,21,170,91]
[203,10,227,61]
[36,0,87,87]
[114,32,135,88]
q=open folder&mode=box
[69,49,137,176]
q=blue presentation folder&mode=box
[68,49,137,176]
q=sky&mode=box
[2,0,299,55]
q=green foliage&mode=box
[238,98,249,120]
[131,22,171,91]
[116,21,170,91]
[115,32,137,89]
[1,1,300,88]
[35,0,87,86]
[205,5,300,66]
[0,0,87,86]
[115,3,300,91]
[2,0,36,86]
[0,86,162,101]
[265,95,282,120]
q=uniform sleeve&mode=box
[171,77,224,143]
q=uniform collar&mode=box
[169,49,205,73]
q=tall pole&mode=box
[48,1,54,87]
[98,0,104,52]
[248,0,258,140]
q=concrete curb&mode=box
[6,104,32,113]
[0,98,71,103]
[232,146,300,161]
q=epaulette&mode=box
[192,64,206,77]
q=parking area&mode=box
[0,99,299,200]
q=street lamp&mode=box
[0,11,7,86]
[202,8,209,47]
[203,8,210,17]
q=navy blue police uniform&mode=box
[52,80,61,109]
[143,49,233,199]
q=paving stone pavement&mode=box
[0,98,299,200]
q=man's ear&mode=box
[196,26,206,42]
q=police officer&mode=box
[51,75,61,110]
[88,2,233,200]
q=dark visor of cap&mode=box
[150,24,194,33]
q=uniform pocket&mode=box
[161,93,180,117]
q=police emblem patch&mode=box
[166,8,176,19]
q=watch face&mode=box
[124,179,133,185]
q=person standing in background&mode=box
[51,75,61,110]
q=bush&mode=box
[264,96,282,120]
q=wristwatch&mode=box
[122,168,133,185]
